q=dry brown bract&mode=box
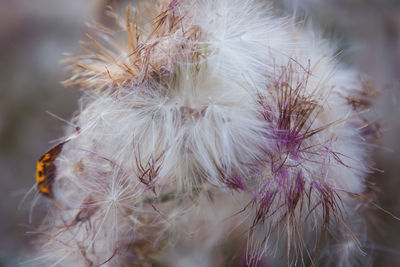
[62,0,202,94]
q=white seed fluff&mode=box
[31,1,378,266]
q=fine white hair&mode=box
[30,0,378,266]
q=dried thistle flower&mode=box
[30,0,380,266]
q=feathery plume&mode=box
[31,0,380,266]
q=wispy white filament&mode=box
[31,0,378,266]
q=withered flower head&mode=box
[30,1,380,266]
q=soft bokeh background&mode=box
[0,0,399,266]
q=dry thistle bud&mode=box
[30,0,380,266]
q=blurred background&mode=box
[0,0,399,266]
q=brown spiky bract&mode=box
[62,0,201,93]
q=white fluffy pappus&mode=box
[30,0,380,266]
